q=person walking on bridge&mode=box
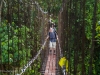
[45,23,58,55]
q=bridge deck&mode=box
[44,54,56,75]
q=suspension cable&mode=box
[32,1,47,14]
[57,36,62,57]
[16,36,48,75]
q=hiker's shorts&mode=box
[49,41,56,49]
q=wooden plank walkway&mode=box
[41,45,61,75]
[44,54,56,75]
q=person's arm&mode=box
[56,35,58,40]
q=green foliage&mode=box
[0,0,100,75]
[0,0,42,74]
[38,0,62,15]
[95,23,100,44]
[0,21,31,67]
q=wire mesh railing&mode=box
[16,39,47,75]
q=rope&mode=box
[16,36,47,75]
[57,36,62,57]
[32,1,47,14]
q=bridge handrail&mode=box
[57,36,62,57]
[16,36,48,75]
[57,37,68,75]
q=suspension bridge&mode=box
[1,0,98,75]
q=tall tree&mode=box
[81,0,86,74]
[0,0,6,24]
[89,0,97,75]
[0,1,2,24]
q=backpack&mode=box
[49,28,57,39]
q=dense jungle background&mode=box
[0,0,100,75]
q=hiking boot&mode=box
[49,50,52,54]
[53,50,56,55]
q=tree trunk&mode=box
[73,0,77,75]
[0,0,3,25]
[81,0,86,74]
[89,0,97,75]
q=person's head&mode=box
[51,23,54,27]
[50,22,54,28]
